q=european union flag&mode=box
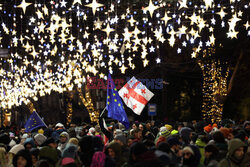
[24,111,47,132]
[106,73,129,129]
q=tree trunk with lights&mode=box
[199,48,243,123]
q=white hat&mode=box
[55,123,64,128]
[21,133,29,139]
[34,134,47,146]
[183,146,194,155]
[9,139,16,148]
[9,144,24,154]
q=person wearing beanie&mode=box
[179,127,193,146]
[204,124,213,134]
[43,137,58,149]
[39,146,59,167]
[38,128,44,134]
[58,131,69,152]
[12,150,32,167]
[23,138,36,151]
[167,136,182,167]
[34,134,47,147]
[204,144,219,167]
[218,138,247,167]
[60,143,80,166]
[182,145,201,167]
[165,124,173,132]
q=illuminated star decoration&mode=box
[144,0,159,17]
[17,0,32,14]
[85,0,104,15]
[102,23,114,37]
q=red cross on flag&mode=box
[118,77,154,115]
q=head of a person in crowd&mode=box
[243,120,250,134]
[60,131,69,144]
[133,129,143,141]
[106,142,122,160]
[92,136,104,151]
[0,147,8,167]
[145,120,151,130]
[182,146,195,165]
[177,123,184,131]
[55,123,65,130]
[70,123,77,129]
[213,131,226,143]
[87,127,96,136]
[179,127,193,145]
[227,138,247,162]
[157,142,171,154]
[9,144,25,156]
[30,148,39,166]
[159,126,170,137]
[127,136,135,147]
[43,137,58,148]
[204,144,219,160]
[114,134,126,146]
[23,138,35,151]
[39,146,59,166]
[20,128,25,135]
[34,133,47,147]
[144,131,155,142]
[139,123,144,131]
[0,132,10,145]
[67,127,77,138]
[165,124,173,132]
[43,128,53,138]
[129,142,147,165]
[113,129,122,137]
[12,149,32,167]
[167,136,181,154]
[220,127,234,140]
[204,124,213,134]
[132,122,139,130]
[68,138,79,146]
[62,143,78,160]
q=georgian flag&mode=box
[118,77,154,115]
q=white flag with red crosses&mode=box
[118,77,154,115]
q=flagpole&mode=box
[34,111,48,128]
[99,107,106,118]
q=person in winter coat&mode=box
[106,142,127,167]
[179,127,193,146]
[12,150,32,167]
[218,138,247,167]
[58,132,69,152]
[182,145,201,167]
[204,144,219,167]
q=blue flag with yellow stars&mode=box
[24,111,47,132]
[106,73,129,129]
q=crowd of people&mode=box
[0,118,249,167]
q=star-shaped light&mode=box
[36,9,44,19]
[60,0,67,7]
[17,0,32,14]
[128,17,136,26]
[119,64,127,74]
[42,5,49,16]
[217,8,226,19]
[244,21,249,30]
[72,0,82,6]
[144,0,159,17]
[204,0,213,10]
[161,12,171,25]
[156,58,161,64]
[85,0,104,15]
[143,59,149,67]
[94,18,103,29]
[102,24,114,37]
[178,0,188,9]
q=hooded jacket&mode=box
[218,138,247,167]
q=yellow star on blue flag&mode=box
[106,73,129,129]
[24,111,47,132]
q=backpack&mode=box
[90,151,106,167]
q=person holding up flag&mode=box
[24,111,47,133]
[118,76,154,115]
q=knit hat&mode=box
[179,127,192,141]
[114,134,126,145]
[204,124,213,133]
[212,123,218,128]
[171,129,179,135]
[182,146,194,155]
[9,144,25,154]
[88,127,95,136]
[39,146,59,165]
[38,128,44,134]
[9,139,17,148]
[24,138,36,148]
[21,133,29,139]
[165,124,173,131]
[167,136,181,147]
[43,137,57,146]
[34,134,47,146]
[160,126,170,137]
[55,123,64,128]
[68,138,79,146]
[156,136,167,147]
[62,157,75,166]
[60,131,69,140]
